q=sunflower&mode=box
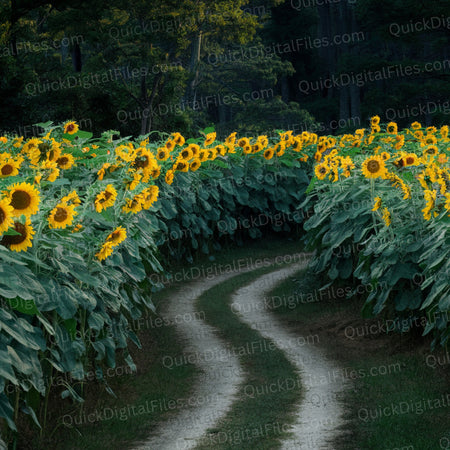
[165,169,174,185]
[97,162,111,180]
[72,224,83,233]
[7,182,40,217]
[422,190,437,220]
[95,184,117,212]
[242,144,252,154]
[0,137,7,144]
[394,135,405,150]
[237,137,250,148]
[189,159,201,172]
[122,195,143,214]
[173,160,189,172]
[48,203,77,229]
[95,241,114,261]
[1,218,34,252]
[61,190,81,206]
[179,148,193,161]
[204,132,216,146]
[106,226,127,246]
[141,186,159,209]
[165,140,175,152]
[370,115,380,126]
[225,132,236,144]
[198,150,208,162]
[440,125,449,139]
[63,121,79,135]
[314,163,329,180]
[382,207,391,226]
[264,148,274,160]
[381,152,391,160]
[0,159,20,177]
[172,133,185,147]
[56,153,75,170]
[371,124,381,134]
[216,144,227,156]
[186,143,200,157]
[361,156,387,179]
[372,196,382,211]
[156,147,170,161]
[411,121,422,130]
[386,122,398,134]
[0,199,14,234]
[404,153,419,166]
[421,134,437,147]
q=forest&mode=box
[1,0,449,139]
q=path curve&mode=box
[231,261,347,449]
[133,269,249,450]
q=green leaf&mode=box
[5,298,39,315]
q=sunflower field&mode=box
[0,118,448,439]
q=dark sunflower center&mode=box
[11,190,31,210]
[1,222,26,245]
[0,207,5,224]
[426,148,436,154]
[108,231,120,242]
[134,155,149,168]
[54,207,68,222]
[406,157,414,165]
[57,157,69,166]
[1,164,13,175]
[66,124,75,133]
[319,167,327,174]
[367,160,380,173]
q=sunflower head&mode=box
[1,218,34,252]
[7,182,40,217]
[48,204,77,229]
[361,156,387,179]
[63,121,79,135]
[189,159,201,172]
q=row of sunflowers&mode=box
[0,117,448,441]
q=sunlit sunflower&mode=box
[96,241,114,261]
[382,207,391,226]
[7,182,40,217]
[314,163,329,180]
[404,153,419,166]
[156,148,170,161]
[122,195,143,214]
[386,122,398,134]
[173,160,189,172]
[56,153,75,170]
[370,115,380,127]
[106,226,127,246]
[422,190,437,220]
[179,148,193,161]
[225,132,236,145]
[237,137,250,148]
[411,121,421,130]
[165,169,174,185]
[440,125,449,139]
[361,156,387,179]
[165,140,175,152]
[0,159,20,177]
[63,121,79,135]
[172,133,185,147]
[0,199,14,234]
[372,196,382,212]
[48,203,77,229]
[189,159,201,172]
[204,132,216,146]
[141,186,159,210]
[264,148,274,160]
[198,150,208,162]
[95,184,117,212]
[215,144,227,156]
[1,218,34,252]
[61,190,81,206]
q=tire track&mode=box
[231,261,348,450]
[133,270,249,450]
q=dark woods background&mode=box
[1,0,449,139]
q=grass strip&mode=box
[269,267,450,450]
[195,263,303,450]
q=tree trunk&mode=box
[185,31,202,104]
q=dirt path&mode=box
[133,270,248,450]
[231,261,348,449]
[134,254,347,449]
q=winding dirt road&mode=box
[133,255,347,449]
